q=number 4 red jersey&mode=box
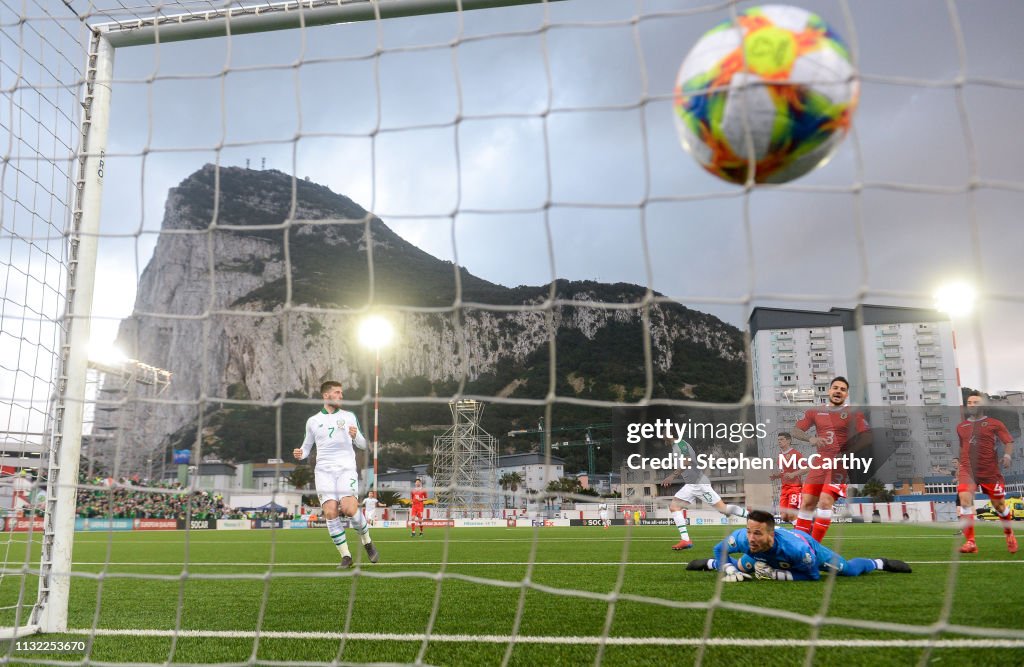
[957,417,1012,483]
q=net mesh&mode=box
[0,0,1022,664]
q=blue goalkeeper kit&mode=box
[713,527,877,581]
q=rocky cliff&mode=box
[98,165,746,473]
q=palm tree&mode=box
[498,473,511,508]
[862,479,893,502]
[374,489,403,508]
[499,472,523,508]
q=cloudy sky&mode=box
[4,0,1023,439]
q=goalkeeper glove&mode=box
[754,561,793,581]
[722,563,752,583]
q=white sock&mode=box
[873,559,884,569]
[797,509,814,523]
[327,517,351,557]
[815,508,833,521]
[726,504,748,518]
[349,507,371,545]
[672,511,690,540]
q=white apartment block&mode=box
[496,453,565,494]
[750,305,961,487]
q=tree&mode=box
[545,477,598,499]
[499,472,523,508]
[288,465,314,491]
[375,489,403,508]
[861,479,893,502]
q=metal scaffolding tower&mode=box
[432,400,498,518]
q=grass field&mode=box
[0,522,1022,665]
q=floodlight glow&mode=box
[934,281,977,318]
[358,315,394,349]
[88,341,129,365]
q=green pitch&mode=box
[1,523,1021,665]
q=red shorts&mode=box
[802,482,846,500]
[958,480,1005,500]
[412,507,424,519]
[780,485,803,511]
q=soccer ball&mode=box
[673,4,859,184]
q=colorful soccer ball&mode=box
[673,4,859,185]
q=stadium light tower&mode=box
[358,315,394,495]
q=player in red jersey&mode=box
[956,391,1016,554]
[791,377,871,542]
[410,478,428,537]
[770,432,806,523]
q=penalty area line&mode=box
[66,629,1024,648]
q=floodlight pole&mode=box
[372,345,381,496]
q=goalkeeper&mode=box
[687,510,911,581]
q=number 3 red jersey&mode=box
[957,417,1012,483]
[795,407,869,486]
[795,407,869,459]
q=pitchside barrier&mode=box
[1,500,1000,533]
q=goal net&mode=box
[1,0,1022,663]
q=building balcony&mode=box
[916,323,936,333]
[884,350,902,358]
[781,388,816,404]
[811,363,831,372]
[776,332,792,340]
[809,342,829,350]
[921,370,939,380]
[777,364,796,373]
[775,343,794,352]
[918,346,938,357]
[923,397,943,405]
[916,334,935,345]
[888,396,907,405]
[920,359,939,368]
[882,337,901,347]
[809,329,827,339]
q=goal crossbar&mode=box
[97,0,565,49]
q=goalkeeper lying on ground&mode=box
[687,509,912,581]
